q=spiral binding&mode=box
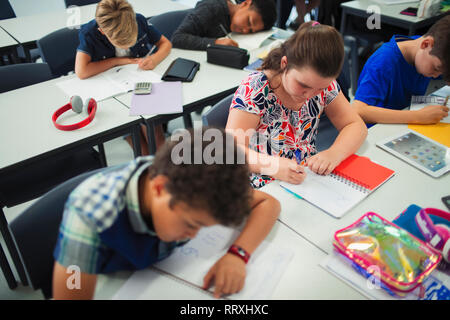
[329,173,370,194]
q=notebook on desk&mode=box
[280,154,395,218]
[113,224,294,300]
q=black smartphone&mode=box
[442,195,450,211]
[400,7,418,16]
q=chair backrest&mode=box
[202,94,234,128]
[9,167,106,299]
[0,0,15,20]
[315,113,339,152]
[0,63,54,94]
[64,0,99,7]
[148,9,192,40]
[37,27,79,77]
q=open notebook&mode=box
[113,225,294,300]
[280,154,395,218]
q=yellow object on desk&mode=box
[408,123,450,147]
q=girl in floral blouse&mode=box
[226,21,367,188]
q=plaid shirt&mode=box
[54,157,184,274]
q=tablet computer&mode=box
[376,130,449,178]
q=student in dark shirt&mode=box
[171,0,277,51]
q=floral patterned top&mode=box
[231,71,340,188]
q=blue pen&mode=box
[294,149,302,165]
[280,185,303,200]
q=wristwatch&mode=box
[227,244,250,264]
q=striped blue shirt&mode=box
[54,157,185,274]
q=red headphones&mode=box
[415,208,450,263]
[52,96,97,131]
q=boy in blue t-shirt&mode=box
[352,15,450,125]
[52,127,281,299]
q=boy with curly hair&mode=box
[52,127,280,299]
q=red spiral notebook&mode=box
[280,154,395,218]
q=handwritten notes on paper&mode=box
[113,225,293,300]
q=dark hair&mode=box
[261,21,344,78]
[148,127,252,226]
[250,0,277,31]
[425,14,450,82]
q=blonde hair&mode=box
[96,0,137,47]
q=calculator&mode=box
[134,82,152,95]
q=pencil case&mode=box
[206,44,249,69]
[333,212,441,295]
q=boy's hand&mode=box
[415,105,449,124]
[269,157,306,184]
[203,253,246,299]
[307,149,341,175]
[137,56,156,70]
[214,38,239,47]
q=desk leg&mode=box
[145,121,157,156]
[0,209,28,286]
[131,124,142,157]
[340,8,347,34]
[0,241,17,290]
[97,144,107,167]
[183,113,193,129]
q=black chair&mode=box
[9,168,106,299]
[0,63,54,93]
[315,113,339,152]
[148,9,193,41]
[0,62,103,290]
[64,0,99,7]
[201,94,233,128]
[0,0,15,20]
[37,27,79,77]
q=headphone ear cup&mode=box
[70,95,83,114]
[83,98,93,114]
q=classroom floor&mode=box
[0,112,207,300]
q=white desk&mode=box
[94,221,366,300]
[261,123,450,255]
[340,0,447,35]
[0,76,142,173]
[0,0,188,46]
[0,27,18,49]
[115,48,250,154]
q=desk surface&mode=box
[342,0,425,22]
[0,76,141,172]
[0,27,18,48]
[261,123,450,254]
[94,220,366,300]
[0,0,188,45]
[115,48,249,119]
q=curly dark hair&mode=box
[148,127,252,226]
[251,0,277,31]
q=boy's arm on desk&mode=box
[203,189,280,298]
[352,99,449,124]
[75,51,140,79]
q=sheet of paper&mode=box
[280,168,367,218]
[320,251,450,300]
[431,85,450,98]
[113,225,294,300]
[230,29,274,51]
[55,64,162,102]
[129,81,183,116]
[409,96,450,123]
